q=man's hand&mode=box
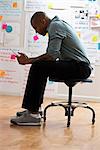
[16,52,29,65]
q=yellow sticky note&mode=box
[96,14,100,19]
[92,35,98,42]
[0,70,6,77]
[48,2,54,9]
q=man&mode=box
[10,11,92,126]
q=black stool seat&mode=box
[49,78,93,87]
[43,78,95,127]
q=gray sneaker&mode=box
[16,110,29,117]
[16,107,43,117]
[10,113,41,126]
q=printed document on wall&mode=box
[24,0,47,11]
[2,22,20,48]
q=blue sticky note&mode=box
[98,43,100,50]
[6,25,13,33]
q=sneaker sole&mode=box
[10,120,41,126]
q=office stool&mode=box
[43,78,95,127]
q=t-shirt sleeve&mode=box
[46,22,66,60]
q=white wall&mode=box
[0,0,100,102]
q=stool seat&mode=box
[49,77,93,87]
[43,77,95,127]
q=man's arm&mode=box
[16,52,54,65]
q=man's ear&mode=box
[42,18,46,24]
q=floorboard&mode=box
[0,95,100,150]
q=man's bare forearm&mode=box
[28,53,54,64]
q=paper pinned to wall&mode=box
[81,29,100,43]
[0,0,23,17]
[0,0,23,48]
[0,49,24,95]
[90,17,100,28]
[0,24,4,44]
[1,22,21,48]
[24,13,48,55]
[24,0,47,11]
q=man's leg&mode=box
[22,60,91,113]
[22,62,48,113]
[10,61,48,125]
[10,60,91,125]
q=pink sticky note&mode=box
[2,23,7,30]
[33,35,39,41]
[10,54,16,59]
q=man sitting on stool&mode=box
[10,11,92,126]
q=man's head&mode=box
[30,11,51,36]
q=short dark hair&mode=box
[30,11,46,26]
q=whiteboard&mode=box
[0,0,100,99]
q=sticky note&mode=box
[0,70,6,77]
[98,43,100,50]
[2,23,7,30]
[6,25,13,33]
[10,54,16,59]
[12,2,17,8]
[92,35,98,42]
[33,35,39,41]
[0,16,3,21]
[48,2,54,9]
[96,14,100,19]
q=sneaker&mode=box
[10,112,41,126]
[16,110,28,117]
[16,107,43,117]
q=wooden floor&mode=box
[0,96,100,150]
